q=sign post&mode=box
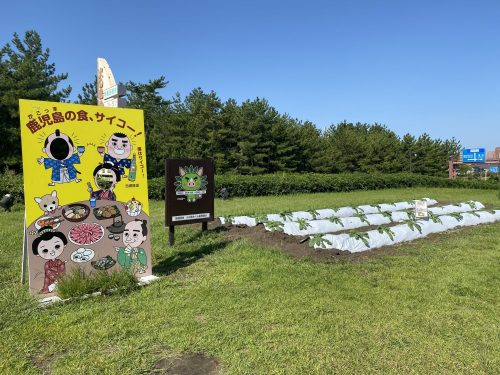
[165,159,214,245]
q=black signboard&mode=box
[165,159,214,232]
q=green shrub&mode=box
[149,173,498,199]
[57,268,139,299]
[2,172,497,202]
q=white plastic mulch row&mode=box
[312,210,500,253]
[219,198,438,226]
[278,201,484,236]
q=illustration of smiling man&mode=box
[115,220,148,274]
[98,132,132,177]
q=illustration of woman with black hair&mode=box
[32,227,68,293]
[87,163,121,201]
[115,219,148,274]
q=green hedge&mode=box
[148,173,498,200]
[1,173,497,203]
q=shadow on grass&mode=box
[153,239,232,276]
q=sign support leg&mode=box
[168,225,175,246]
[21,214,28,284]
[202,221,208,234]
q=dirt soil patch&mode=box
[154,353,220,375]
[210,222,411,263]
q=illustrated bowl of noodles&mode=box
[62,203,90,222]
[125,197,142,217]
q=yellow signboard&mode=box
[19,99,151,295]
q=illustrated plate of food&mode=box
[35,216,63,230]
[68,222,104,245]
[63,204,90,222]
[93,205,121,220]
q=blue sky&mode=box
[2,0,499,150]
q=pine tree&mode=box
[0,30,71,170]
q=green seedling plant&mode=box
[279,211,294,222]
[380,211,393,222]
[352,206,365,215]
[328,216,344,226]
[295,218,312,231]
[221,214,234,225]
[308,234,332,248]
[349,230,370,247]
[252,214,269,224]
[307,209,320,220]
[470,211,480,218]
[428,211,442,224]
[402,219,422,234]
[266,220,284,232]
[405,210,416,220]
[354,212,370,225]
[377,225,395,241]
[449,212,464,222]
[371,204,382,212]
[467,201,478,210]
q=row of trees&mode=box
[1,31,461,177]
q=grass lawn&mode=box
[0,187,499,374]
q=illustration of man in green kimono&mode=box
[115,220,148,274]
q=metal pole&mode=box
[202,221,208,234]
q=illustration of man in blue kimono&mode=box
[98,132,132,178]
[37,129,84,186]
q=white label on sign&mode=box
[172,213,210,222]
[414,200,428,219]
[176,190,206,196]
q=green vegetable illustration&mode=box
[174,165,207,203]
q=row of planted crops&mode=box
[219,198,500,252]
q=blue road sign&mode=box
[490,166,499,173]
[462,148,486,163]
